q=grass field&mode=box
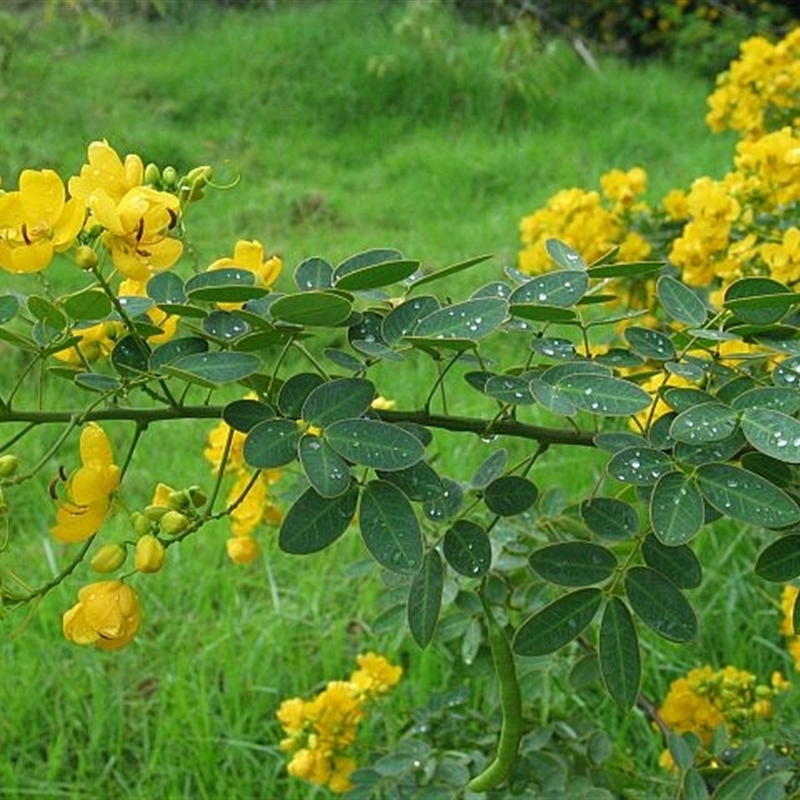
[1,1,791,798]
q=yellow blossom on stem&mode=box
[207,239,282,310]
[52,321,122,365]
[0,168,85,273]
[226,535,259,564]
[135,533,166,573]
[350,651,404,695]
[118,278,178,344]
[68,139,145,205]
[90,185,182,281]
[62,579,141,651]
[51,423,121,543]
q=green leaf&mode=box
[724,277,795,325]
[279,485,358,554]
[741,407,800,463]
[202,310,250,341]
[673,430,746,468]
[302,377,375,426]
[586,260,663,279]
[593,432,648,453]
[443,520,492,578]
[0,294,19,325]
[529,542,617,586]
[732,386,800,414]
[471,449,508,489]
[545,238,587,269]
[413,297,508,341]
[740,451,794,487]
[625,566,697,642]
[166,351,261,386]
[147,271,186,304]
[657,275,707,327]
[422,477,463,521]
[63,289,113,321]
[243,418,301,468]
[269,290,353,326]
[483,475,538,516]
[298,435,352,498]
[335,258,420,291]
[755,535,800,582]
[623,326,676,361]
[484,374,536,405]
[323,347,365,372]
[581,497,640,540]
[111,335,151,377]
[222,399,274,432]
[360,480,423,573]
[661,387,714,412]
[532,337,576,360]
[185,268,268,302]
[509,304,576,323]
[684,769,710,800]
[28,295,67,330]
[695,463,800,528]
[668,402,738,444]
[713,768,769,800]
[294,256,333,290]
[407,550,444,647]
[668,732,700,772]
[376,460,442,502]
[530,378,576,416]
[556,374,653,416]
[325,419,425,471]
[641,534,702,589]
[607,446,673,485]
[599,598,640,710]
[513,588,602,656]
[334,248,403,279]
[278,372,326,418]
[650,471,704,546]
[509,270,588,307]
[382,296,440,345]
[149,336,208,371]
[772,355,800,389]
[74,373,123,393]
[407,253,492,293]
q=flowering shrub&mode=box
[5,26,800,796]
[277,653,402,794]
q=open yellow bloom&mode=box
[208,239,282,288]
[350,652,403,695]
[226,535,259,564]
[62,580,141,651]
[90,185,182,281]
[52,321,122,365]
[0,169,85,273]
[51,423,121,543]
[118,278,178,344]
[68,139,145,206]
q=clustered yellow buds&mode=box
[277,653,403,794]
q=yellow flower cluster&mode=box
[276,653,403,794]
[706,27,800,140]
[204,408,282,565]
[657,664,788,768]
[780,585,800,671]
[518,167,652,275]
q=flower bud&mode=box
[74,245,99,270]
[131,511,153,538]
[135,534,166,573]
[144,504,169,521]
[162,165,178,187]
[188,485,207,508]
[167,489,191,511]
[0,454,19,477]
[159,510,190,535]
[185,165,213,187]
[91,543,127,573]
[144,162,161,186]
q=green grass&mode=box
[0,1,793,797]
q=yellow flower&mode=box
[52,321,122,365]
[51,423,121,543]
[68,139,145,206]
[90,185,182,281]
[204,420,247,474]
[118,278,178,344]
[0,169,85,273]
[350,652,403,696]
[207,239,282,310]
[226,535,259,564]
[228,470,282,537]
[371,395,396,411]
[62,580,141,651]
